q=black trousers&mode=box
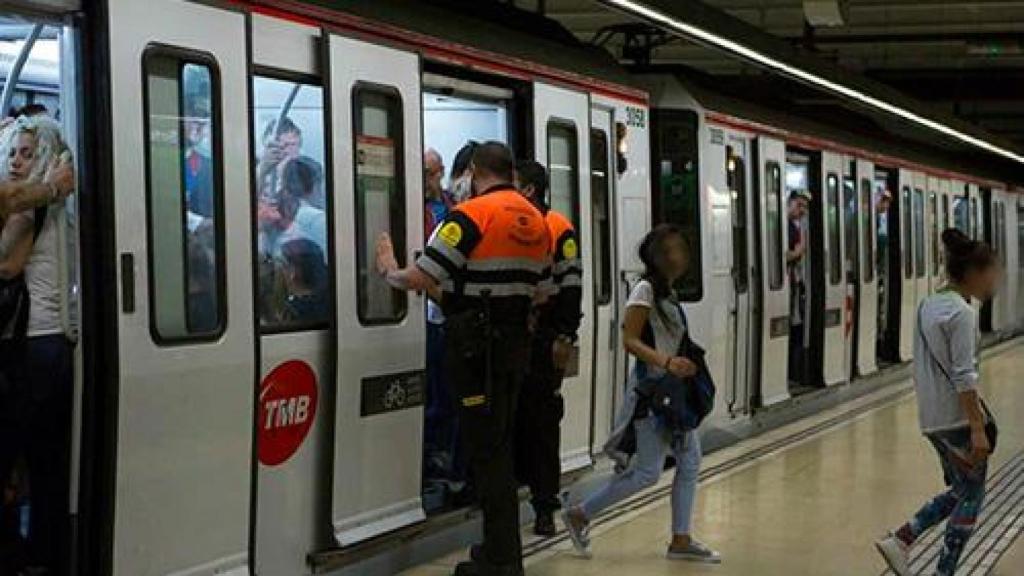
[515,335,564,516]
[24,335,73,573]
[446,317,529,568]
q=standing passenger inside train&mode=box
[0,115,76,575]
[513,160,582,536]
[376,142,550,576]
[875,229,1000,576]
[786,190,811,385]
[562,225,720,564]
[423,143,476,504]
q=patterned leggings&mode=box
[901,427,988,576]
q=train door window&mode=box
[252,76,328,331]
[843,175,857,283]
[766,162,784,290]
[902,187,912,279]
[971,198,979,240]
[143,50,224,341]
[860,179,874,282]
[1019,205,1024,274]
[827,173,841,285]
[652,109,702,301]
[353,85,406,324]
[547,121,581,230]
[941,194,950,233]
[913,189,925,278]
[930,193,939,276]
[727,148,748,293]
[954,196,969,234]
[591,128,612,304]
[996,202,1007,269]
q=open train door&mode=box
[327,33,427,545]
[896,169,917,361]
[107,0,255,573]
[534,82,595,472]
[820,152,847,386]
[854,158,878,377]
[754,136,789,406]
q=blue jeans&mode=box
[580,416,701,535]
[903,427,988,576]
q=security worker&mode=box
[376,142,549,576]
[513,160,582,536]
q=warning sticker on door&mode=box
[356,135,395,178]
[258,360,318,466]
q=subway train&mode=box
[2,1,1022,575]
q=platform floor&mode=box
[403,339,1024,576]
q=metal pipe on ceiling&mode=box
[0,23,44,115]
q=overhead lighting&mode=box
[599,0,1024,165]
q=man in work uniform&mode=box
[513,160,582,536]
[376,142,550,576]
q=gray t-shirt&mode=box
[913,290,981,433]
[627,279,685,378]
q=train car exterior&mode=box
[2,1,1022,575]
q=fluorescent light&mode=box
[600,0,1024,165]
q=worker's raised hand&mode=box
[44,156,75,200]
[376,232,399,276]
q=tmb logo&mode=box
[258,360,318,466]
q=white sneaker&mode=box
[558,494,592,558]
[874,532,910,576]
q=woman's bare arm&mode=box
[0,212,36,279]
[622,304,666,368]
[0,158,75,218]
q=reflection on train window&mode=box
[652,109,702,301]
[728,149,748,293]
[766,162,784,290]
[843,176,857,284]
[902,187,912,279]
[1018,206,1024,274]
[996,202,1007,268]
[253,76,328,331]
[547,121,581,230]
[929,193,939,276]
[826,173,841,285]
[913,189,925,278]
[860,179,874,282]
[354,85,406,324]
[590,128,612,305]
[941,194,949,273]
[143,50,223,342]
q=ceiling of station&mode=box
[538,0,1024,151]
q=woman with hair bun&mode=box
[875,228,1001,576]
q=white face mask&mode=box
[451,174,473,203]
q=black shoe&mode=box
[533,512,556,537]
[453,559,523,576]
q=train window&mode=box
[941,194,950,273]
[727,149,748,294]
[353,84,406,325]
[843,176,858,284]
[860,179,874,282]
[971,198,979,240]
[547,121,581,230]
[827,173,841,285]
[996,202,1007,268]
[652,109,702,301]
[954,196,969,235]
[143,50,224,342]
[930,193,939,276]
[590,128,612,305]
[902,187,912,279]
[1018,206,1024,273]
[914,189,925,278]
[252,76,328,332]
[766,162,784,290]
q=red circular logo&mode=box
[258,360,318,466]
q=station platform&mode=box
[402,338,1024,576]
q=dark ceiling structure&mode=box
[496,0,1024,181]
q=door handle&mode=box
[120,252,135,314]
